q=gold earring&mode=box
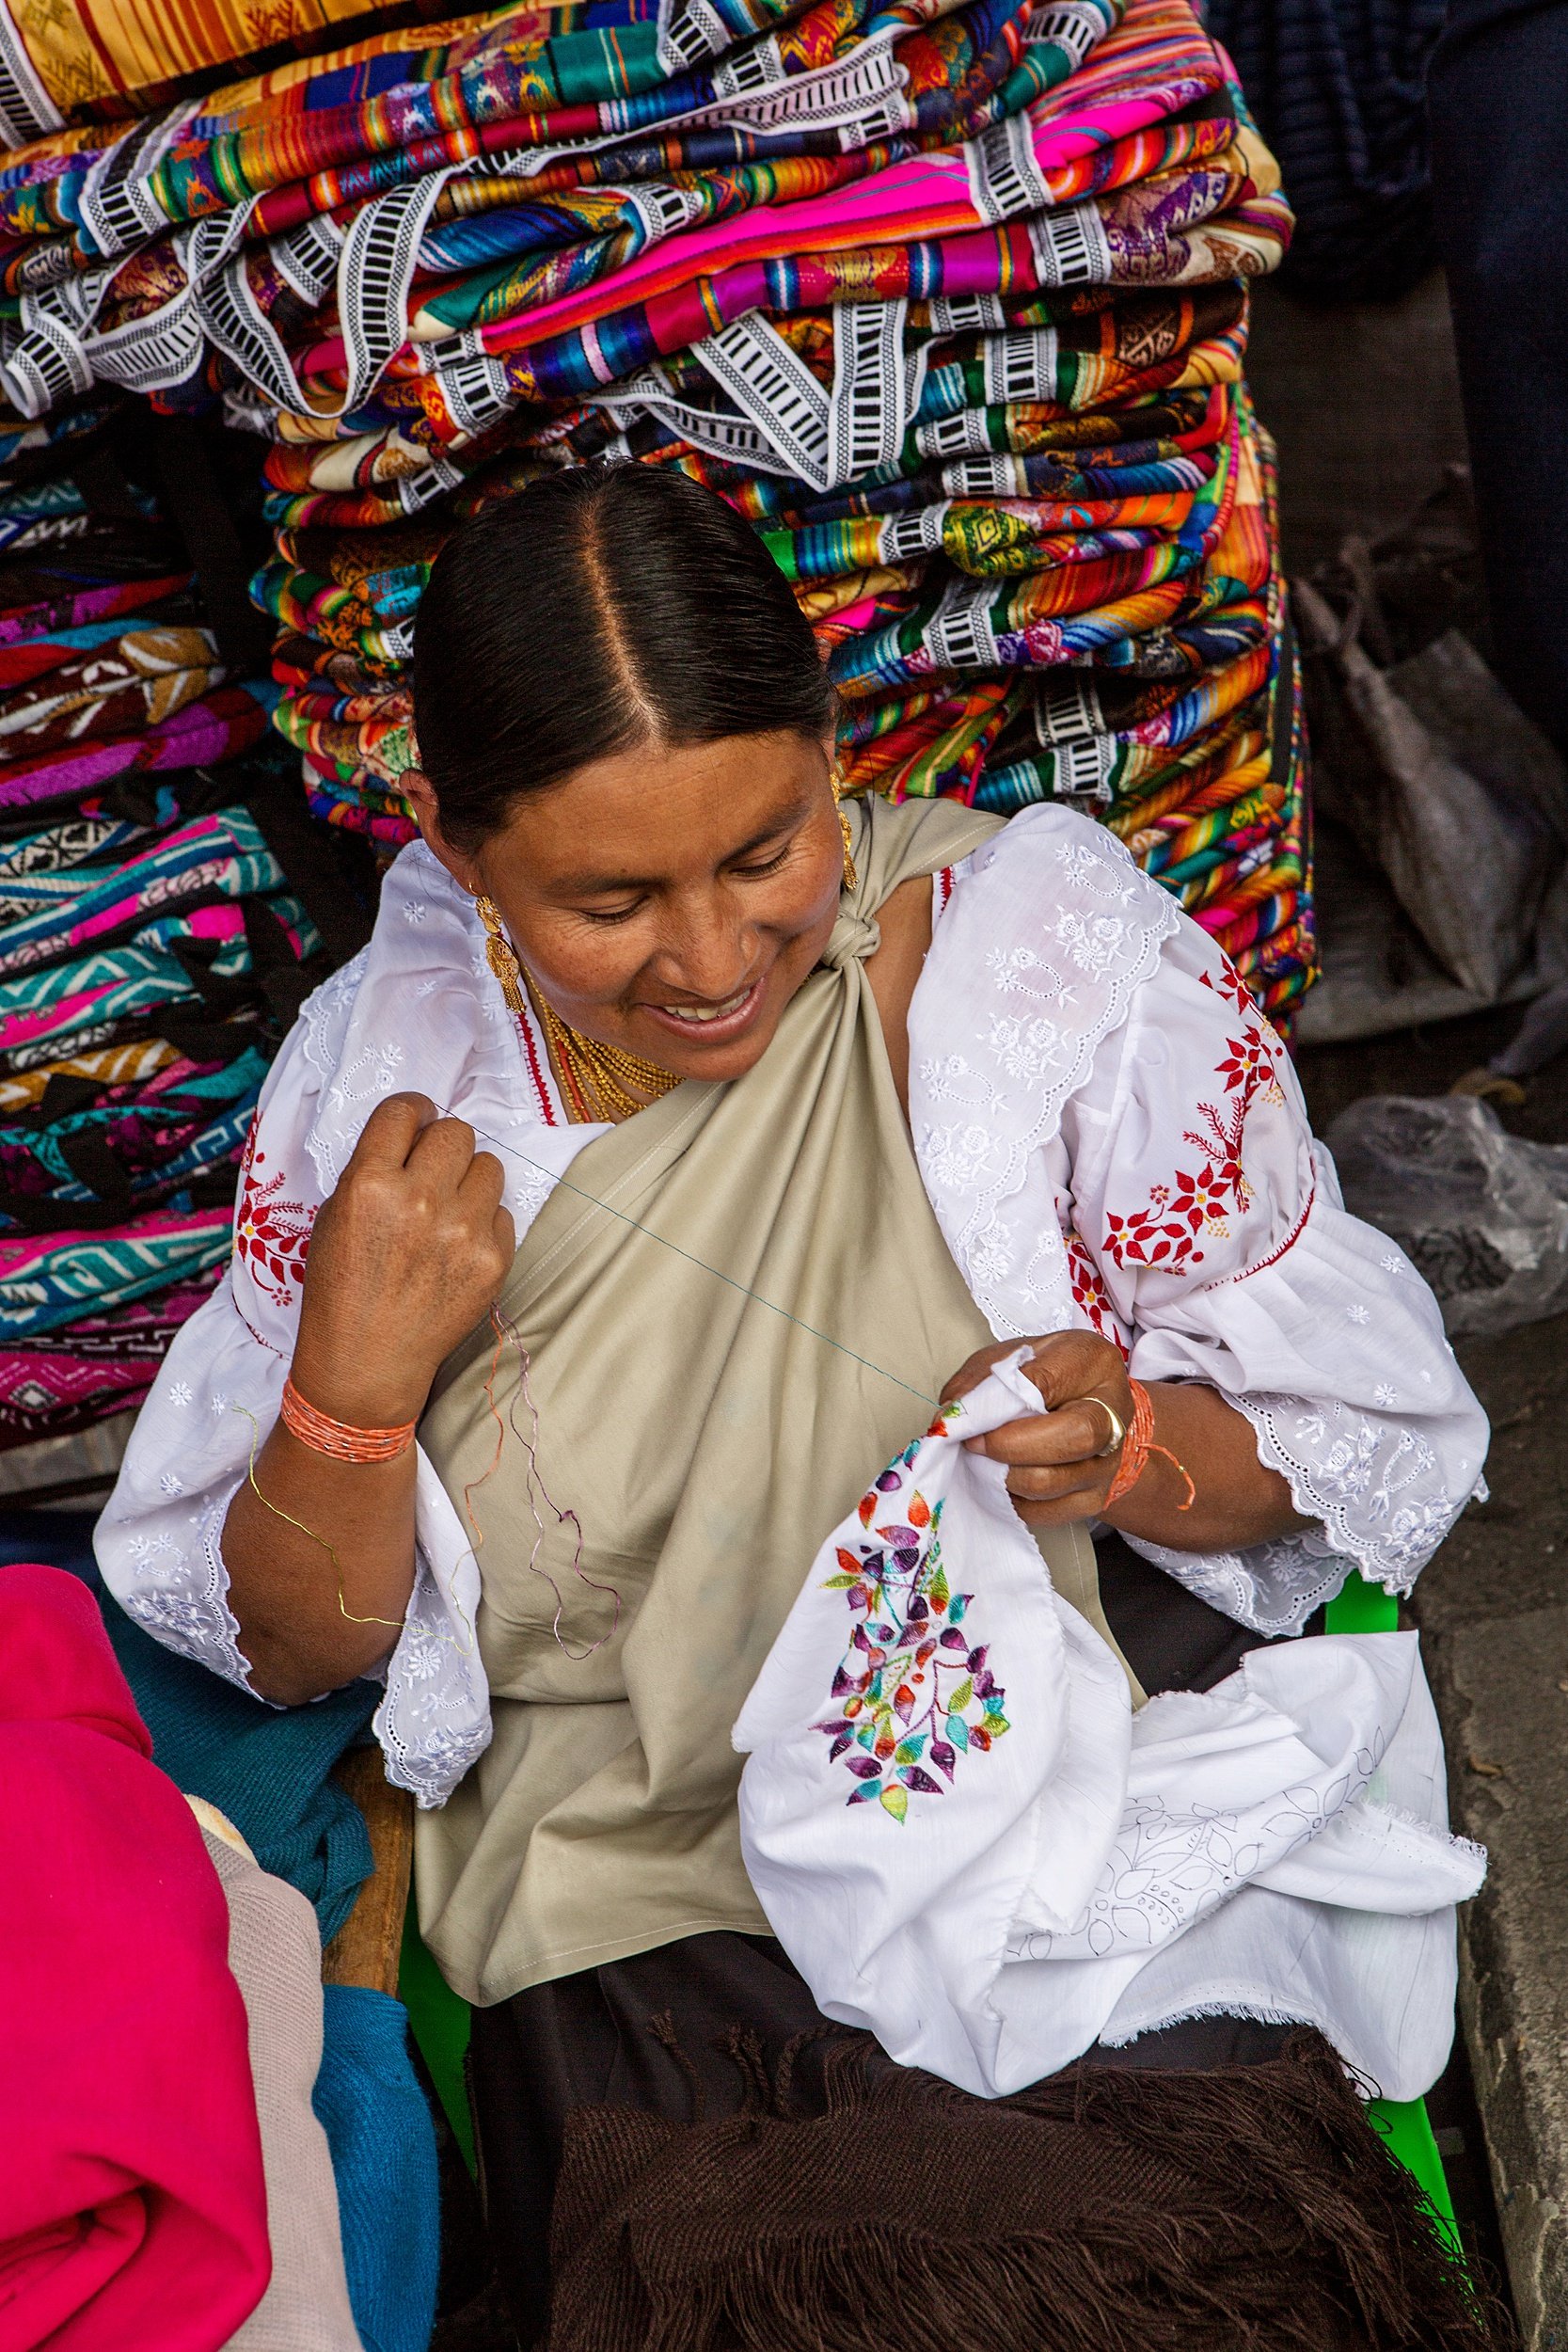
[831,767,858,892]
[474,892,527,1023]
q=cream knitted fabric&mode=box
[192,1810,360,2351]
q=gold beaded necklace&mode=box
[532,983,683,1124]
[473,891,680,1123]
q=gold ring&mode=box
[1085,1397,1126,1459]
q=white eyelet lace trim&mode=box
[1235,1391,1468,1594]
[113,1482,278,1700]
[1127,1387,1477,1638]
[299,948,365,1082]
[1123,1523,1360,1639]
[372,1548,492,1807]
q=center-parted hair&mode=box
[412,464,837,853]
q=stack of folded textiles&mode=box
[0,0,1311,1015]
[0,398,369,1452]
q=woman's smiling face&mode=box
[408,727,845,1083]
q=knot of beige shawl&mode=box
[818,794,1005,971]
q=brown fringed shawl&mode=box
[546,2029,1512,2352]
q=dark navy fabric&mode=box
[1430,0,1568,754]
[1208,0,1446,299]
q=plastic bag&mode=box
[1325,1094,1568,1339]
[1297,580,1564,1002]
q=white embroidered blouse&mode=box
[98,807,1488,1809]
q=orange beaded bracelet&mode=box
[1103,1377,1196,1513]
[279,1375,417,1464]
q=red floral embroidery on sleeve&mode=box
[1198,954,1264,1025]
[1101,993,1287,1276]
[233,1119,316,1309]
[1065,1227,1128,1353]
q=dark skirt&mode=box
[469,1543,1497,2349]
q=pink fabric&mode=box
[299,0,1227,375]
[473,58,1225,354]
[0,1565,270,2351]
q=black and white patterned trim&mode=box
[964,111,1052,228]
[981,325,1059,405]
[657,0,732,76]
[926,573,1001,669]
[694,311,834,481]
[1028,199,1112,288]
[684,299,920,492]
[78,105,191,260]
[618,180,711,246]
[692,38,909,141]
[1022,0,1110,61]
[829,298,917,479]
[0,0,60,145]
[396,454,467,514]
[270,215,345,309]
[917,405,997,460]
[594,356,783,469]
[878,501,951,563]
[941,451,1027,497]
[1036,671,1106,746]
[421,328,515,437]
[0,206,249,418]
[197,243,309,414]
[0,307,90,417]
[712,34,786,93]
[1024,734,1118,800]
[927,291,1006,336]
[337,173,459,419]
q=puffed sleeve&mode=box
[95,953,492,1804]
[1059,923,1490,1634]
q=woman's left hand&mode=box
[941,1332,1133,1526]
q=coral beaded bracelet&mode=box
[279,1375,417,1464]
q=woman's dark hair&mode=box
[412,463,837,852]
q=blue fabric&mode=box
[0,1508,376,1940]
[316,1985,441,2352]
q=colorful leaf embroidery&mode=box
[813,1402,1010,1820]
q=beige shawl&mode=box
[417,796,1131,2007]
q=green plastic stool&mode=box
[400,1569,1461,2246]
[1322,1569,1462,2254]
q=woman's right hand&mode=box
[289,1091,515,1431]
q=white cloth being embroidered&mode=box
[97,807,1488,1827]
[735,1357,1485,2101]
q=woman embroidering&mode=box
[102,467,1499,2349]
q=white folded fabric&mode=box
[735,1358,1486,2102]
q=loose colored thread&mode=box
[496,1304,621,1658]
[451,1309,621,1660]
[1150,1442,1196,1512]
[232,1403,475,1657]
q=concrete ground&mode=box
[1260,270,1568,2343]
[1418,1313,1568,2348]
